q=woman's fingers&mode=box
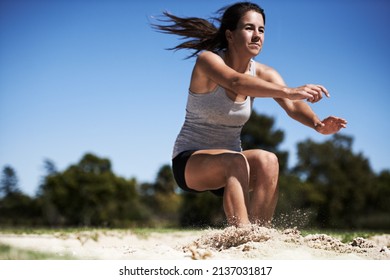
[305,84,329,103]
[289,84,330,102]
[318,85,330,98]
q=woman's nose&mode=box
[252,30,261,41]
[252,34,260,42]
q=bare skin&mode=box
[184,10,347,227]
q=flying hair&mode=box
[152,2,265,58]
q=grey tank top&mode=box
[172,56,255,159]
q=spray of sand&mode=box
[184,225,390,260]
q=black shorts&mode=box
[172,150,225,197]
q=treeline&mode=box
[1,111,389,229]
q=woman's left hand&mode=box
[315,116,347,135]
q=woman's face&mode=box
[227,10,265,57]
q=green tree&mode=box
[363,170,390,229]
[43,159,58,176]
[179,192,225,227]
[38,153,150,227]
[140,165,182,226]
[293,134,375,228]
[374,170,390,213]
[0,165,20,196]
[273,174,317,228]
[0,165,41,226]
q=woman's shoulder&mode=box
[191,51,223,94]
[197,50,224,63]
[253,61,282,82]
[193,50,226,76]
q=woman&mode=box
[155,2,347,227]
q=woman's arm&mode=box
[192,51,326,103]
[261,64,347,134]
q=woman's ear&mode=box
[225,30,233,42]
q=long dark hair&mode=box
[153,2,265,58]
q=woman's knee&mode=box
[265,152,279,171]
[252,150,279,171]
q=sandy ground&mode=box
[0,227,389,260]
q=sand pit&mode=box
[0,227,389,260]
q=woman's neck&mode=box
[224,50,252,74]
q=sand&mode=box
[0,226,389,260]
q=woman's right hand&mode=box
[287,84,330,103]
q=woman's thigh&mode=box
[184,149,247,192]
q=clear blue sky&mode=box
[1,0,389,196]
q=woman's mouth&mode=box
[249,43,261,48]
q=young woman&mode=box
[155,2,347,227]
